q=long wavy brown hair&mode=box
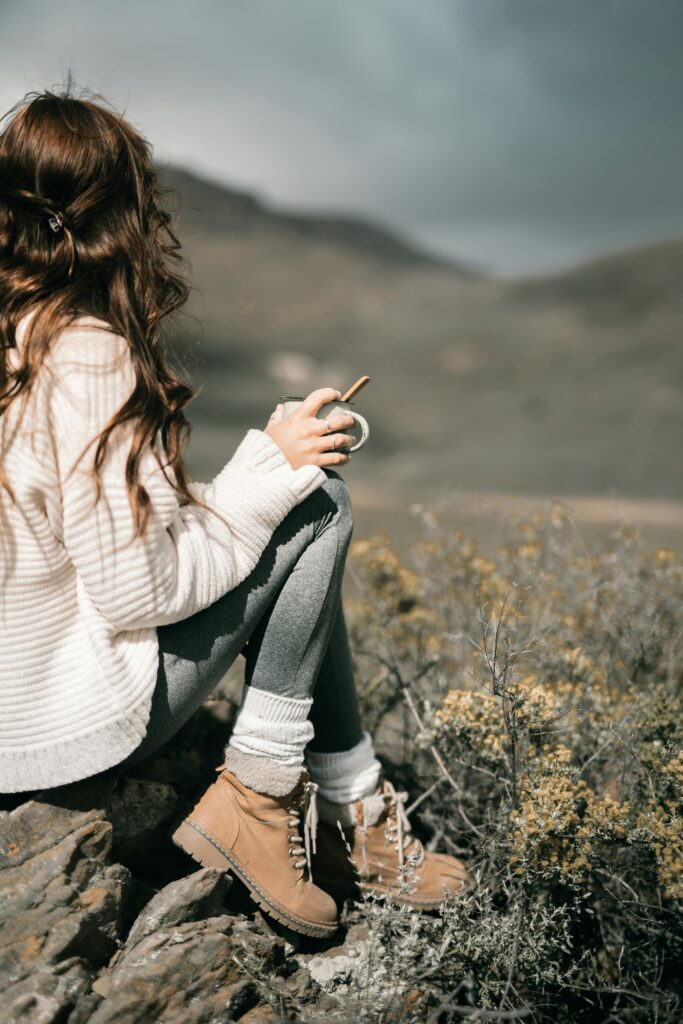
[0,84,209,539]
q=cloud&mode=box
[1,0,682,273]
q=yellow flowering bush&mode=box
[509,744,631,886]
[341,506,683,1023]
[436,688,507,763]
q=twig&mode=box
[401,685,463,796]
[405,777,444,817]
[401,683,485,838]
[439,1005,531,1020]
[425,980,468,1023]
[578,730,617,773]
[498,899,524,1011]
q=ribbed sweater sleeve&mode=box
[45,325,326,633]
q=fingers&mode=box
[317,450,351,467]
[298,387,341,417]
[314,412,356,434]
[317,433,356,451]
[264,389,357,469]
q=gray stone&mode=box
[0,801,130,1000]
[237,1006,280,1024]
[32,773,179,864]
[0,798,132,1021]
[299,922,371,995]
[0,957,94,1024]
[0,784,325,1023]
[90,914,285,1023]
[123,867,231,950]
[0,800,107,872]
[107,778,178,860]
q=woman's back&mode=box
[0,312,162,791]
[0,84,469,945]
[0,86,332,795]
[0,87,211,788]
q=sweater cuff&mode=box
[230,428,296,474]
[228,428,325,501]
[208,429,326,537]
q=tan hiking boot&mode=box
[172,765,338,938]
[311,779,473,910]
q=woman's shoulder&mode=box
[47,315,130,370]
[14,311,136,415]
[16,309,129,366]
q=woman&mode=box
[0,87,470,938]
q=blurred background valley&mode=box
[3,0,682,556]
[166,167,683,556]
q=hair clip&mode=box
[48,211,65,234]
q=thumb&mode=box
[267,403,284,424]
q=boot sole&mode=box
[359,878,474,910]
[172,818,338,939]
[315,877,454,911]
[360,882,445,910]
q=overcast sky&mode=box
[1,0,682,275]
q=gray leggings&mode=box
[120,471,363,767]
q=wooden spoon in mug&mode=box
[340,375,370,402]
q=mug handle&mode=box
[346,411,369,452]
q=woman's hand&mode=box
[263,388,357,470]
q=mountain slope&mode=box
[160,167,683,506]
[508,238,683,321]
[164,167,469,271]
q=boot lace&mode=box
[214,762,320,881]
[383,780,424,870]
[286,779,319,880]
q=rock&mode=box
[89,869,286,1023]
[123,756,195,786]
[0,799,105,871]
[1,761,339,1022]
[299,922,371,994]
[1,796,290,1022]
[123,867,231,950]
[305,941,370,991]
[65,990,104,1024]
[90,914,286,1023]
[107,777,179,861]
[34,773,180,865]
[0,957,94,1024]
[0,801,130,1021]
[237,1006,280,1023]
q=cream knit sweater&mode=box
[0,315,326,792]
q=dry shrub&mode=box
[330,504,682,1023]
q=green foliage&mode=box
[339,507,681,1022]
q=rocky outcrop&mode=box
[0,695,376,1023]
[0,800,131,1022]
[89,867,288,1023]
[0,756,295,1024]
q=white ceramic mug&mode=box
[280,396,370,453]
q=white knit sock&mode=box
[306,731,382,805]
[227,685,314,768]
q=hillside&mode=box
[160,167,683,547]
[165,168,467,271]
[509,238,683,321]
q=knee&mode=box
[320,470,353,540]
